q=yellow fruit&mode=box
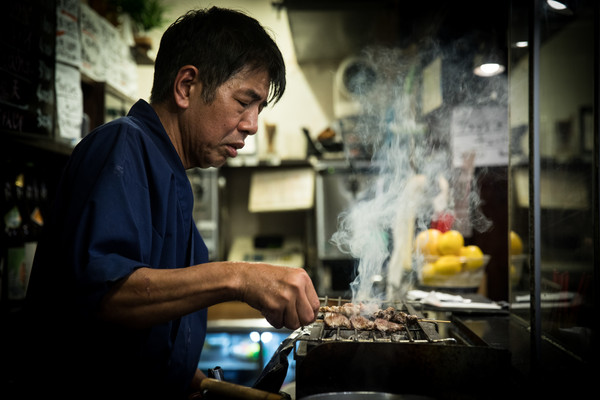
[434,255,462,275]
[414,229,442,256]
[438,230,464,255]
[510,231,523,255]
[421,262,436,283]
[459,245,484,270]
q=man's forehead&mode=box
[227,67,270,97]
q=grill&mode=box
[293,297,511,400]
[298,297,455,345]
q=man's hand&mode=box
[188,368,206,399]
[98,261,319,331]
[237,263,320,329]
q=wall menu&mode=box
[0,0,56,137]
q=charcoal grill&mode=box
[300,297,454,345]
[293,297,512,400]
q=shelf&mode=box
[1,130,74,157]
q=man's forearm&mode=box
[97,263,241,328]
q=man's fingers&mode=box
[305,275,320,316]
[263,310,283,329]
[283,304,300,330]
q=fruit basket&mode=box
[417,254,491,289]
[413,228,491,290]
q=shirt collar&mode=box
[127,99,193,217]
[127,99,186,174]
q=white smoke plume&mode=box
[330,46,496,305]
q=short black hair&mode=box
[150,7,286,105]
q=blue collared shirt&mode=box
[27,100,208,398]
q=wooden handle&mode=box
[199,378,285,400]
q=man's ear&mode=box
[173,65,200,109]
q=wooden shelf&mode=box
[1,130,74,157]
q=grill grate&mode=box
[299,296,456,345]
[294,297,510,399]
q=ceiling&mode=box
[274,0,509,64]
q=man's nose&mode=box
[239,108,259,135]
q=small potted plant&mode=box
[111,0,167,50]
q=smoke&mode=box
[331,44,501,304]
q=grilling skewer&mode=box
[418,318,450,323]
[319,303,450,331]
[319,303,451,332]
[318,304,450,321]
[319,314,450,326]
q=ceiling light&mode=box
[547,0,567,10]
[546,0,573,15]
[474,63,506,77]
[473,51,506,77]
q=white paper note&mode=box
[451,105,509,167]
[249,168,315,212]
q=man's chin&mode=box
[209,157,229,168]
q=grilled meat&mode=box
[373,318,404,333]
[324,312,352,329]
[349,315,375,330]
[320,303,418,331]
[372,306,419,325]
[320,303,362,317]
[372,306,396,320]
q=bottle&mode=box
[2,163,42,304]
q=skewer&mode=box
[318,302,451,324]
[418,318,450,323]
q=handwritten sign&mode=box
[451,105,509,167]
[55,62,83,140]
[0,0,55,136]
[56,0,81,68]
[80,3,138,99]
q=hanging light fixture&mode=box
[473,49,506,77]
[546,0,574,15]
[473,32,506,78]
[547,0,568,11]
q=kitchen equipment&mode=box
[200,378,288,399]
[302,127,344,158]
[292,297,511,399]
[314,163,374,295]
[254,326,310,393]
[299,392,427,400]
[302,128,323,158]
[199,361,291,400]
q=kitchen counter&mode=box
[412,293,594,397]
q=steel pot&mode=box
[299,392,433,400]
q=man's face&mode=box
[182,67,270,168]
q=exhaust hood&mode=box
[273,0,402,63]
[274,0,508,65]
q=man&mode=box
[25,7,319,399]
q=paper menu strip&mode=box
[249,168,315,212]
[451,105,509,168]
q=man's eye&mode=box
[237,100,248,107]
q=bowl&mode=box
[417,254,491,290]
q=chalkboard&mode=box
[0,0,56,136]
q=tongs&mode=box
[253,326,310,393]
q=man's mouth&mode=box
[225,142,244,158]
